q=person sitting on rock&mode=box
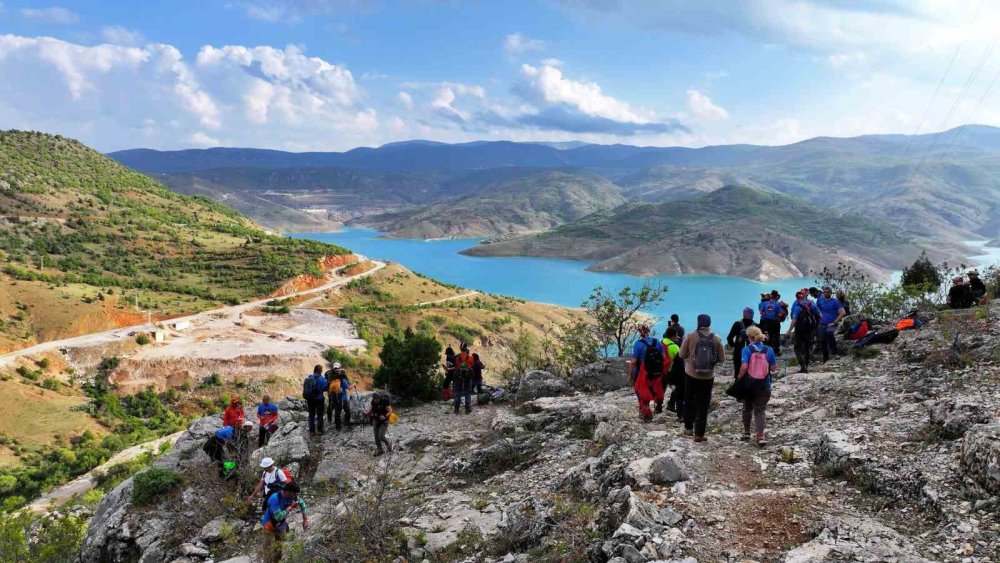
[948,276,972,309]
[631,324,667,422]
[256,395,279,447]
[968,271,986,302]
[222,396,245,428]
[737,326,778,446]
[261,482,309,563]
[247,457,292,516]
[366,392,393,456]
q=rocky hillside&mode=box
[79,305,1000,562]
[466,185,960,281]
[353,171,626,239]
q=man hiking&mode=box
[303,365,328,436]
[222,396,245,428]
[261,482,309,563]
[726,307,756,378]
[630,325,667,421]
[666,314,685,341]
[325,363,352,431]
[816,286,846,362]
[663,326,685,421]
[452,343,475,414]
[786,289,818,373]
[471,352,486,395]
[678,314,724,442]
[366,392,394,456]
[247,457,292,515]
[758,292,783,356]
[256,395,279,447]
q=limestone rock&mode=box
[515,370,572,402]
[313,458,351,487]
[249,421,310,468]
[627,454,688,487]
[782,516,933,562]
[930,398,992,439]
[498,499,554,550]
[961,423,1000,494]
[571,357,631,392]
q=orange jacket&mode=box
[223,405,245,428]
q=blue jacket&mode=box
[632,337,665,376]
[333,375,351,402]
[741,342,777,390]
[816,296,844,325]
[215,426,235,441]
[257,403,278,419]
[790,299,817,323]
[305,374,328,400]
[758,300,782,321]
[261,491,305,528]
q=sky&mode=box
[1,0,999,152]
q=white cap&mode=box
[241,420,253,429]
[332,362,342,369]
[260,457,275,469]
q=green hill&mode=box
[352,170,626,239]
[465,185,962,281]
[0,130,350,350]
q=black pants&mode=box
[203,436,225,463]
[794,331,812,369]
[731,350,742,378]
[326,398,350,430]
[683,375,714,437]
[668,373,686,421]
[258,427,268,448]
[453,379,471,413]
[307,397,325,433]
[820,327,838,362]
[760,318,782,356]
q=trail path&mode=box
[415,291,479,306]
[26,431,184,514]
[0,257,385,369]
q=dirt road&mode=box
[0,257,386,369]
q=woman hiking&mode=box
[737,326,778,446]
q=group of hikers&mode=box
[200,360,399,562]
[441,342,486,414]
[948,270,990,309]
[629,285,849,446]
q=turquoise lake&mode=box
[294,229,1000,335]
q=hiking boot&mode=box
[666,402,676,413]
[641,415,653,424]
[693,436,707,443]
[374,450,384,457]
[756,434,768,446]
[740,433,751,442]
[654,403,663,414]
[683,429,694,437]
[465,409,472,415]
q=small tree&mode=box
[374,327,442,403]
[553,320,602,375]
[583,282,668,357]
[900,252,942,294]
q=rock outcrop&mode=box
[514,370,572,402]
[570,356,630,392]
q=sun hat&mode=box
[260,457,275,469]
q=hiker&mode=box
[256,395,279,447]
[203,424,235,465]
[452,343,475,414]
[630,325,667,421]
[445,345,456,365]
[948,276,971,309]
[816,286,847,362]
[786,290,819,373]
[678,314,724,442]
[969,271,986,301]
[725,307,756,378]
[325,363,352,431]
[471,353,485,395]
[366,392,393,456]
[261,482,309,563]
[223,396,245,428]
[836,289,851,316]
[663,326,685,421]
[666,314,686,341]
[303,365,328,436]
[758,291,783,356]
[247,457,292,515]
[737,326,778,446]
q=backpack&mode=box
[642,338,665,378]
[328,378,342,395]
[795,303,817,335]
[456,361,473,381]
[776,302,789,322]
[747,345,770,380]
[302,374,318,400]
[693,333,718,375]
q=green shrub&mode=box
[131,467,181,506]
[35,358,50,370]
[443,323,481,346]
[324,347,360,370]
[135,334,151,345]
[374,328,442,403]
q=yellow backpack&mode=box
[388,412,398,424]
[328,379,342,394]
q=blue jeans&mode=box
[820,326,838,362]
[307,397,325,433]
[453,379,471,413]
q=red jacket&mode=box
[223,404,245,428]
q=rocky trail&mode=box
[78,308,1000,562]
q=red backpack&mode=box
[747,345,770,380]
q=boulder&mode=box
[278,396,307,411]
[961,423,1000,494]
[313,458,351,487]
[627,454,688,487]
[930,398,992,439]
[782,516,933,562]
[814,430,865,466]
[497,499,554,550]
[515,371,572,402]
[249,421,310,468]
[571,357,631,392]
[199,515,241,543]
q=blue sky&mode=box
[1,0,998,151]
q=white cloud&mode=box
[517,63,654,124]
[20,6,77,24]
[397,91,413,110]
[504,33,546,54]
[540,57,564,67]
[101,26,144,46]
[827,51,868,67]
[686,90,729,121]
[188,131,220,147]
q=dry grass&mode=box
[0,378,105,448]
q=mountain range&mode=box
[108,125,1000,278]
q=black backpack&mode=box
[302,374,319,399]
[693,333,718,375]
[795,303,817,335]
[642,338,664,378]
